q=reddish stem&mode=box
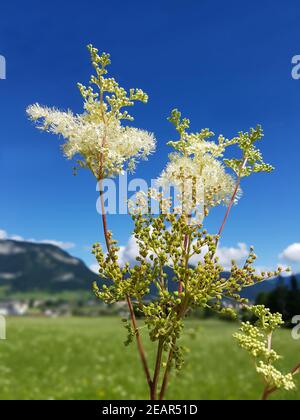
[159,342,175,400]
[99,180,110,252]
[98,182,152,393]
[217,158,247,238]
[126,294,152,391]
[261,386,273,400]
[291,363,300,375]
[179,215,191,296]
[151,340,164,400]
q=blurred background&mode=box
[0,0,300,400]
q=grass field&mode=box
[0,317,299,400]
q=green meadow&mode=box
[0,317,299,400]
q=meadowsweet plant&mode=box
[27,45,156,390]
[27,46,299,400]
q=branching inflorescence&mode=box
[234,305,300,400]
[27,45,156,179]
[27,45,299,400]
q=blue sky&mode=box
[0,0,300,272]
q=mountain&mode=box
[0,240,96,295]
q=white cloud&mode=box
[90,263,100,274]
[118,235,139,267]
[280,243,300,263]
[0,228,75,250]
[216,242,248,268]
[190,242,248,269]
[10,235,24,241]
[0,230,7,240]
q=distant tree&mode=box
[286,276,300,327]
[255,292,268,306]
[255,276,300,326]
[267,281,289,320]
[290,276,299,291]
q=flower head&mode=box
[157,153,237,213]
[27,45,156,179]
[156,109,241,219]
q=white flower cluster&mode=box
[154,109,242,220]
[128,190,149,215]
[27,45,156,179]
[27,104,156,178]
[184,135,225,157]
[127,110,241,221]
[157,152,238,218]
[128,189,173,216]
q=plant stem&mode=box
[160,223,192,399]
[267,332,272,352]
[151,340,164,400]
[96,90,152,396]
[125,294,152,390]
[98,184,152,393]
[159,295,190,400]
[179,233,188,296]
[261,386,273,400]
[179,215,191,296]
[98,179,110,251]
[291,363,300,375]
[217,158,248,238]
[159,340,175,400]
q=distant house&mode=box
[0,301,29,316]
[0,306,8,316]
